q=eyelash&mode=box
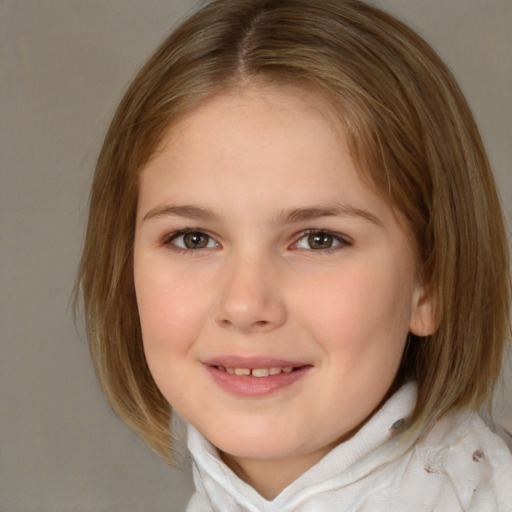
[161,228,352,253]
[161,228,219,252]
[293,229,352,253]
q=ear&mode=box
[409,284,437,336]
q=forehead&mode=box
[143,87,359,191]
[137,85,401,229]
[142,83,391,209]
[152,84,343,153]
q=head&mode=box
[77,0,511,463]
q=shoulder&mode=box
[413,410,512,511]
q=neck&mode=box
[221,447,333,500]
[218,410,379,499]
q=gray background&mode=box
[1,1,511,511]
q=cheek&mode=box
[134,261,206,358]
[295,257,414,353]
[134,264,210,408]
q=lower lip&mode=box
[204,365,311,397]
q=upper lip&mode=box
[202,355,310,369]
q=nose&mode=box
[214,253,287,334]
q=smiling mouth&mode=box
[214,366,299,377]
[203,356,312,395]
[204,361,312,396]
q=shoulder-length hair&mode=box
[76,0,511,463]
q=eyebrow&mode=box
[142,204,222,222]
[142,202,381,226]
[274,204,382,226]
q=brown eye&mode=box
[170,231,217,250]
[183,232,209,249]
[294,230,348,251]
[307,232,335,249]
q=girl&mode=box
[77,0,512,510]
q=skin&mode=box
[133,85,434,500]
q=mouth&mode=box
[203,357,312,396]
[213,365,301,377]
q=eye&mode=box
[166,230,218,250]
[294,230,349,250]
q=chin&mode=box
[206,425,312,462]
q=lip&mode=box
[203,355,307,369]
[202,355,312,397]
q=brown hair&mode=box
[76,0,511,463]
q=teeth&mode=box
[252,368,270,377]
[219,366,297,377]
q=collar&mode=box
[187,382,418,511]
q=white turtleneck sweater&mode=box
[186,383,512,511]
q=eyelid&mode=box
[162,228,220,250]
[291,229,352,251]
[159,227,350,252]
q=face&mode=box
[134,86,433,492]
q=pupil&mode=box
[184,232,208,249]
[308,232,332,249]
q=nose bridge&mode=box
[215,247,286,333]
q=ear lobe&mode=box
[409,285,438,336]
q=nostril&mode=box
[214,288,287,332]
[217,317,272,333]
